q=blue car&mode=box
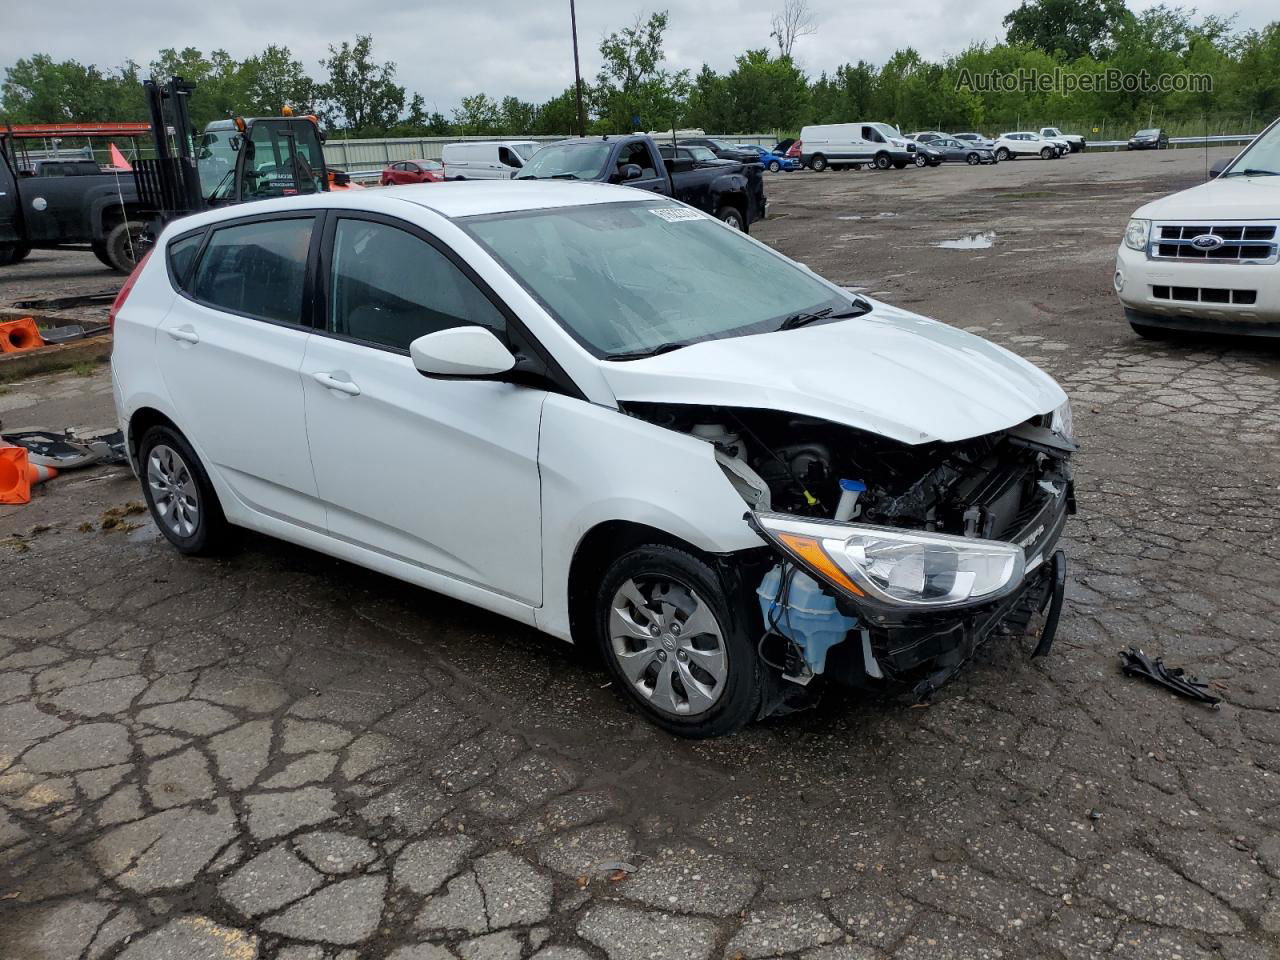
[735,144,801,172]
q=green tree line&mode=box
[3,2,1279,140]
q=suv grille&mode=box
[1151,285,1257,305]
[1151,223,1279,264]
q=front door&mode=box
[301,213,546,604]
[156,214,324,527]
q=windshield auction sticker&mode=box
[650,207,704,223]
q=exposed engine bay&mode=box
[623,401,1077,704]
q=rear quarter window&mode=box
[188,217,315,326]
[167,232,205,292]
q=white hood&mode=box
[600,302,1066,445]
[1134,176,1280,221]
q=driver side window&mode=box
[617,142,657,179]
[329,218,507,352]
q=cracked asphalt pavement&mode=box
[2,147,1279,960]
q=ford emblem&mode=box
[1190,233,1224,249]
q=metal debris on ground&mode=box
[1119,647,1222,706]
[0,426,127,468]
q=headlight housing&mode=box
[1123,218,1151,251]
[1050,397,1074,439]
[751,514,1026,611]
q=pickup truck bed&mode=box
[515,135,766,231]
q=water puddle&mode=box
[936,231,997,250]
[836,212,898,221]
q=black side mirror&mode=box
[1209,158,1229,180]
[619,163,644,181]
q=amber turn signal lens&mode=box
[777,533,865,597]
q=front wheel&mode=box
[810,154,828,172]
[1130,320,1174,340]
[1041,147,1054,160]
[715,205,745,231]
[995,147,1011,161]
[595,545,760,737]
[138,425,232,556]
[914,154,927,168]
[767,159,781,173]
[966,153,980,165]
[873,153,891,170]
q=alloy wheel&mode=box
[608,577,728,717]
[147,443,200,538]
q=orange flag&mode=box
[108,143,132,171]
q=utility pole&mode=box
[570,0,587,137]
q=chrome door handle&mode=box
[167,326,200,344]
[312,371,361,396]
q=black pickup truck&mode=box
[515,135,767,231]
[0,138,147,270]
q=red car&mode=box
[380,159,444,186]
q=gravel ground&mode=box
[2,146,1279,960]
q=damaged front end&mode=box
[625,402,1077,703]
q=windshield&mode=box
[516,142,609,180]
[687,146,718,162]
[1044,128,1060,136]
[1222,121,1280,177]
[462,200,856,356]
[1136,129,1157,136]
[870,123,901,140]
[197,131,239,200]
[512,142,537,161]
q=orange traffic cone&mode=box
[0,316,44,353]
[0,445,58,504]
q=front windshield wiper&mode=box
[778,299,871,331]
[1222,167,1280,177]
[548,172,582,180]
[603,341,688,361]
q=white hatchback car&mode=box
[111,182,1076,737]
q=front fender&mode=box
[535,394,765,640]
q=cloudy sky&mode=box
[2,0,1274,114]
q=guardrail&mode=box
[1086,133,1257,150]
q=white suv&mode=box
[1116,117,1280,338]
[993,132,1062,161]
[111,182,1075,736]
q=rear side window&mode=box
[328,218,505,351]
[167,232,204,291]
[190,217,314,325]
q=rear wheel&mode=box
[91,242,115,270]
[595,544,760,737]
[996,147,1011,161]
[966,153,980,165]
[137,425,231,556]
[102,220,145,274]
[851,163,862,171]
[810,154,828,172]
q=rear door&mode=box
[156,213,324,527]
[301,212,546,602]
[0,142,21,245]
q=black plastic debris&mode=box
[0,427,127,468]
[1119,647,1221,706]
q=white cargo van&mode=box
[796,123,915,171]
[441,141,539,180]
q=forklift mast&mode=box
[135,77,330,236]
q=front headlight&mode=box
[1050,398,1074,439]
[751,514,1026,610]
[1124,218,1151,251]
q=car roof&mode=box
[163,181,650,235]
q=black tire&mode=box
[715,205,746,232]
[594,544,761,738]
[873,152,891,170]
[102,220,145,274]
[1040,147,1053,160]
[851,163,862,171]
[996,147,1011,162]
[810,154,828,172]
[892,160,908,169]
[10,244,31,263]
[966,153,980,165]
[767,159,781,173]
[91,242,115,270]
[0,246,16,267]
[137,425,232,556]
